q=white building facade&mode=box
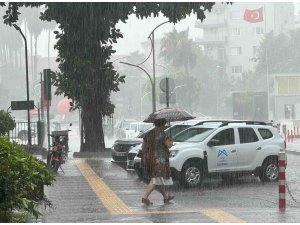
[195,2,295,80]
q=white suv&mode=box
[170,121,286,187]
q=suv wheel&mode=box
[134,164,143,180]
[181,161,202,188]
[259,158,278,182]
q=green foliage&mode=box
[160,28,197,76]
[1,2,215,151]
[0,138,55,222]
[0,110,15,137]
[255,29,300,75]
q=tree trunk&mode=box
[81,99,105,152]
[80,43,106,152]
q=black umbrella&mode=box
[143,108,195,123]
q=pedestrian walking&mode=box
[141,118,174,206]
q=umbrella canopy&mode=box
[143,108,195,123]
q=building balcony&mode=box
[195,19,227,28]
[195,36,227,45]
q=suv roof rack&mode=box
[219,121,267,127]
[194,119,236,126]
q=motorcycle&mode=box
[47,125,71,173]
[47,142,65,173]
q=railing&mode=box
[8,121,38,145]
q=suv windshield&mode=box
[165,124,191,137]
[173,127,215,143]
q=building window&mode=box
[254,27,264,35]
[230,11,242,20]
[231,28,241,36]
[232,66,242,74]
[230,47,242,56]
[277,76,300,94]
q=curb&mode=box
[286,150,300,155]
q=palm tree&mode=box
[20,7,46,81]
[0,8,23,68]
[43,19,57,67]
[160,28,197,76]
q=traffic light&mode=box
[43,69,52,100]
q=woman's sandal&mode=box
[164,195,175,204]
[142,198,153,206]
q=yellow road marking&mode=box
[75,159,246,222]
[76,160,132,215]
[200,209,246,223]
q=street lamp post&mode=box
[147,21,169,111]
[13,24,32,146]
[120,61,156,113]
[120,21,169,113]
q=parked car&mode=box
[126,119,206,172]
[126,122,153,138]
[114,119,203,162]
[131,120,286,187]
[115,119,138,139]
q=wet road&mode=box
[49,128,300,222]
[111,152,300,222]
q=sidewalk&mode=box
[33,137,300,223]
[38,152,218,223]
[286,138,300,154]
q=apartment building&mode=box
[195,2,295,80]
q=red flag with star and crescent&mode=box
[244,7,264,23]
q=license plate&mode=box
[114,152,126,156]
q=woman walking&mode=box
[141,118,174,206]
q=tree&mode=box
[159,28,224,115]
[0,8,23,68]
[19,7,47,81]
[2,2,215,152]
[160,28,197,76]
[255,29,300,75]
[0,110,15,137]
[112,51,147,119]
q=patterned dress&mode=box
[141,128,173,185]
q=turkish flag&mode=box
[244,7,264,23]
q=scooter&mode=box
[47,142,65,173]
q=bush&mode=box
[0,110,15,137]
[0,137,55,222]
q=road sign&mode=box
[11,100,34,110]
[160,77,175,92]
[159,92,176,104]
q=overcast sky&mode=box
[37,2,300,58]
[37,11,201,58]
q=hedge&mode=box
[0,137,55,222]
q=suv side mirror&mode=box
[207,138,219,147]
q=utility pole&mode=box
[13,24,32,146]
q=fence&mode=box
[8,121,40,145]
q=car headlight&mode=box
[170,150,179,158]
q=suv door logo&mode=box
[218,149,228,157]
